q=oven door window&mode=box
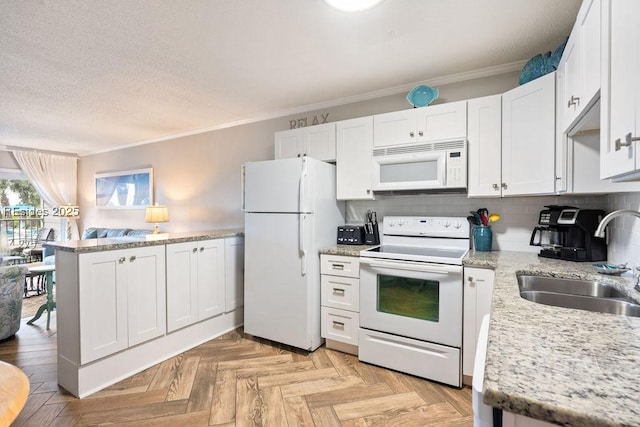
[377,274,439,322]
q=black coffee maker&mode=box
[530,205,607,261]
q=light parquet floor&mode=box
[2,302,473,426]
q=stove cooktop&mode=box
[360,244,468,265]
[359,216,471,265]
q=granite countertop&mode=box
[319,244,377,257]
[465,251,640,426]
[46,228,244,253]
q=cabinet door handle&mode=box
[129,256,136,262]
[468,276,475,286]
[501,183,508,189]
[331,263,345,270]
[418,130,424,137]
[492,183,499,190]
[119,257,126,264]
[409,131,415,138]
[332,288,346,295]
[567,95,580,108]
[192,247,198,253]
[616,133,640,151]
[200,247,204,252]
[332,321,345,329]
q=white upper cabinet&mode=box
[275,122,336,161]
[467,95,502,197]
[558,0,601,133]
[336,116,375,200]
[600,0,640,180]
[373,101,467,148]
[502,72,557,196]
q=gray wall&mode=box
[78,71,521,232]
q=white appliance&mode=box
[243,157,345,351]
[473,314,494,426]
[359,216,469,387]
[372,141,467,191]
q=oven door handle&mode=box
[359,258,461,274]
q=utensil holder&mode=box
[364,222,380,245]
[473,225,493,252]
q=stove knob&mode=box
[388,220,396,227]
[454,221,462,229]
[443,221,451,228]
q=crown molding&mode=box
[83,60,526,157]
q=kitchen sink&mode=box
[517,274,640,317]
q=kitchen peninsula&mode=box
[48,229,244,398]
[466,251,640,426]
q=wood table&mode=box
[26,264,56,330]
[0,361,29,426]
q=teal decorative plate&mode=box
[407,85,439,108]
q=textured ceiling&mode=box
[0,0,581,156]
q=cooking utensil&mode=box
[489,213,501,223]
[477,208,489,226]
[467,215,480,226]
[469,211,482,225]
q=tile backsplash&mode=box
[346,193,607,252]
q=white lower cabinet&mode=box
[320,254,360,354]
[55,235,244,398]
[78,245,166,365]
[502,411,557,427]
[166,239,225,333]
[225,236,244,313]
[463,267,495,381]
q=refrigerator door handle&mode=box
[299,214,307,276]
[241,164,246,211]
[299,157,308,213]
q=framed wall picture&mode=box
[95,168,153,208]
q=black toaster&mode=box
[337,226,366,245]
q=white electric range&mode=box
[358,215,470,387]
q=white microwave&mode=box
[372,141,467,191]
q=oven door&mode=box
[359,257,463,348]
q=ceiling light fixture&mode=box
[324,0,384,12]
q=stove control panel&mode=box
[383,216,469,239]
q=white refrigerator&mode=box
[243,157,345,351]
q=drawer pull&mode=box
[332,321,345,329]
[331,263,345,270]
[332,288,346,295]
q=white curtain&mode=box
[11,150,79,240]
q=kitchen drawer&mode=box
[321,307,359,346]
[320,254,359,278]
[321,275,359,311]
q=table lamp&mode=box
[145,204,169,234]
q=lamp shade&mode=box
[145,205,169,223]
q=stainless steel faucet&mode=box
[594,209,640,238]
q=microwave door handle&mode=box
[360,258,460,274]
[438,153,446,187]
